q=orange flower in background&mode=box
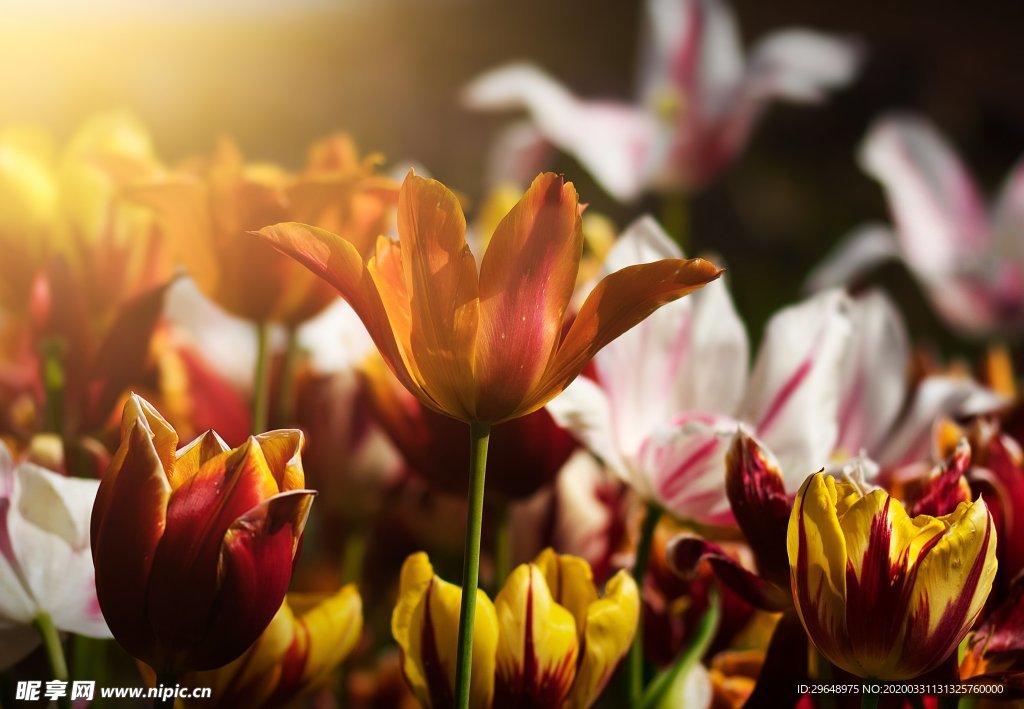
[90,394,316,673]
[256,171,721,424]
[0,112,171,325]
[131,136,396,326]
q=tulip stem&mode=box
[861,687,879,709]
[454,421,491,709]
[40,339,65,434]
[252,322,271,434]
[274,327,300,427]
[33,613,70,709]
[629,502,663,703]
[493,499,511,592]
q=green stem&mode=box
[493,500,511,593]
[341,531,367,585]
[40,340,65,434]
[274,327,300,427]
[153,671,177,709]
[861,687,879,709]
[660,194,689,253]
[629,502,664,703]
[453,422,491,709]
[72,636,108,708]
[33,613,70,709]
[251,322,271,435]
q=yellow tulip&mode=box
[167,585,362,708]
[787,472,997,680]
[391,550,638,708]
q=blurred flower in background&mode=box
[463,0,861,201]
[809,114,1024,337]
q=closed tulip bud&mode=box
[91,394,315,674]
[787,472,997,680]
[391,550,637,709]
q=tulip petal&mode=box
[835,291,910,457]
[252,222,433,410]
[804,223,901,293]
[91,417,170,665]
[173,430,231,490]
[564,570,639,709]
[859,114,991,280]
[494,563,579,707]
[254,430,305,493]
[589,216,748,455]
[463,64,660,202]
[193,489,315,670]
[901,499,997,678]
[392,553,498,709]
[293,584,363,690]
[667,536,790,612]
[531,549,599,634]
[9,463,108,638]
[397,173,480,420]
[532,258,722,420]
[744,29,861,103]
[475,173,581,422]
[787,474,849,664]
[145,438,285,666]
[740,290,852,491]
[725,429,792,585]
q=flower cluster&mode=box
[0,0,1021,708]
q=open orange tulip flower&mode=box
[254,171,721,425]
[255,169,720,708]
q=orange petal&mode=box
[252,222,432,408]
[474,173,582,423]
[253,429,306,492]
[526,258,723,420]
[397,172,480,420]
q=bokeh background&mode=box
[4,0,1023,352]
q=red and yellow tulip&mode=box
[90,394,316,673]
[391,549,638,708]
[165,584,362,707]
[255,171,721,424]
[787,472,997,680]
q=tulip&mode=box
[548,216,852,524]
[90,394,315,675]
[463,0,860,201]
[131,138,393,328]
[256,171,719,424]
[166,585,362,707]
[391,550,638,709]
[0,443,110,669]
[787,472,997,680]
[255,171,717,706]
[808,113,1024,336]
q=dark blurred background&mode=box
[3,0,1022,355]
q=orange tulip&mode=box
[131,137,396,326]
[255,171,721,424]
